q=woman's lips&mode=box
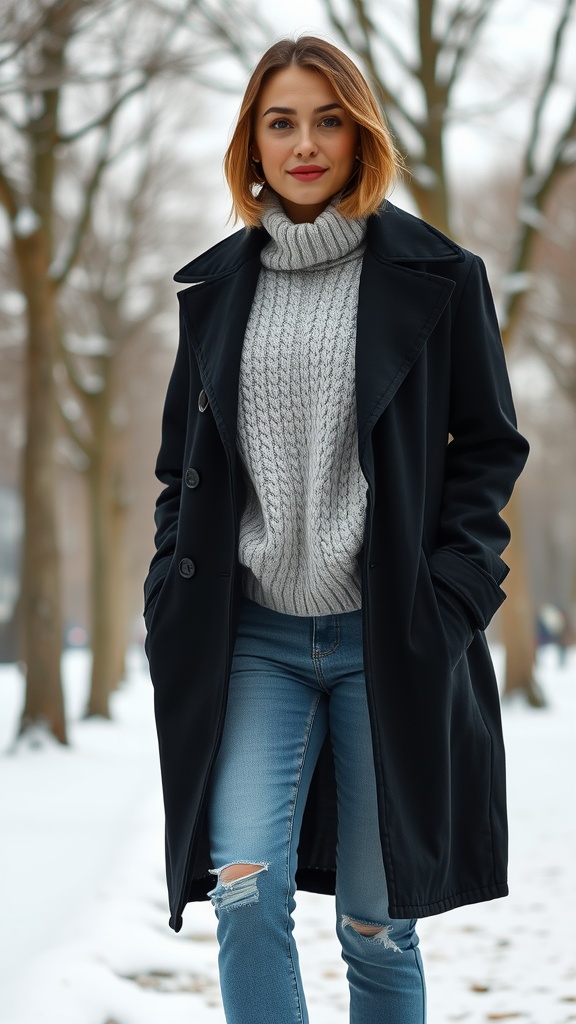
[287,167,327,182]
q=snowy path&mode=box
[1,646,575,1024]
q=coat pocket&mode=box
[143,554,173,635]
[419,549,476,671]
[432,576,476,672]
[427,548,507,632]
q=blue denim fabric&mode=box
[207,597,426,1023]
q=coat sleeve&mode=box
[143,307,190,622]
[428,254,529,653]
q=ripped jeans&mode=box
[207,597,426,1024]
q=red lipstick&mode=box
[287,165,327,182]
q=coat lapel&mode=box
[355,251,455,461]
[175,202,463,463]
[177,231,265,458]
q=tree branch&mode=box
[56,393,92,461]
[0,5,54,69]
[500,1,576,336]
[525,0,575,181]
[111,129,157,286]
[65,0,126,42]
[529,328,576,401]
[444,0,498,93]
[56,326,92,405]
[56,76,148,144]
[54,0,219,143]
[321,0,422,136]
[0,99,24,131]
[443,0,472,38]
[349,0,414,75]
[193,0,270,73]
[51,125,113,288]
[532,101,576,209]
[322,0,357,51]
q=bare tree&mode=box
[519,172,576,635]
[58,118,210,717]
[0,255,24,666]
[0,0,268,742]
[519,172,576,407]
[323,0,576,703]
[322,0,502,233]
[492,0,575,702]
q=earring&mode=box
[250,155,265,183]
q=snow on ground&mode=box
[1,644,575,1024]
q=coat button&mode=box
[179,557,196,578]
[198,389,209,413]
[185,468,200,489]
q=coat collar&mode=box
[173,200,464,284]
[176,201,461,468]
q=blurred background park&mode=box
[1,0,575,740]
[1,2,576,1022]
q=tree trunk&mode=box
[84,384,128,717]
[15,229,67,743]
[110,488,129,687]
[410,174,451,238]
[11,0,80,745]
[499,490,545,706]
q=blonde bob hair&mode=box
[224,36,402,227]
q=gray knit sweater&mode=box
[237,195,368,616]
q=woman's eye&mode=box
[268,116,342,130]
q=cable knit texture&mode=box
[237,194,368,616]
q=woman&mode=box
[144,36,529,1024]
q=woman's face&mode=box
[252,65,359,223]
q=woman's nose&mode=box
[294,129,317,158]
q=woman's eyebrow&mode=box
[261,103,343,117]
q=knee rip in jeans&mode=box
[208,862,268,912]
[342,914,402,953]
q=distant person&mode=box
[144,35,529,1023]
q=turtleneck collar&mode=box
[260,191,367,272]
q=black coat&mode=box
[144,201,529,932]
